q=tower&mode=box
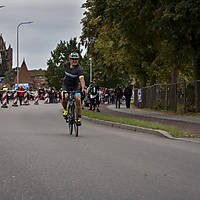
[0,34,13,76]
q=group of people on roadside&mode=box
[84,84,133,110]
[0,84,63,106]
[0,85,24,105]
[38,88,62,104]
[81,80,133,111]
[114,85,133,109]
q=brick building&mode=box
[0,34,12,76]
[29,69,48,89]
[14,59,48,89]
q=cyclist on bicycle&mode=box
[62,52,85,126]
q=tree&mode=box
[81,0,133,87]
[45,38,83,90]
[0,51,8,77]
[81,54,90,86]
[154,0,200,110]
[81,0,199,87]
[2,68,17,86]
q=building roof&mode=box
[14,59,33,84]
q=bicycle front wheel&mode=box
[74,104,79,137]
[68,105,73,135]
[69,122,73,135]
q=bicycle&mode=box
[63,91,80,137]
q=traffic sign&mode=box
[14,83,30,89]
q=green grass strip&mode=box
[82,109,197,138]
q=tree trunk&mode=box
[171,67,179,84]
[169,67,178,112]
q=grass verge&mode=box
[82,109,197,138]
[131,104,200,117]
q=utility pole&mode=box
[16,21,33,85]
[89,57,92,83]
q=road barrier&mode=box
[23,91,29,105]
[12,90,18,107]
[34,91,39,105]
[1,90,8,108]
[44,92,49,104]
[0,89,61,108]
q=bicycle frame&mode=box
[63,91,79,137]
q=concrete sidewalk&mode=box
[107,104,200,124]
[83,103,200,143]
[85,103,200,142]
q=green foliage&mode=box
[82,109,196,138]
[0,51,8,77]
[81,0,200,88]
[46,38,83,90]
[81,54,90,86]
[2,69,17,86]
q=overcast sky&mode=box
[0,0,85,70]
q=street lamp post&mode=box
[89,57,92,82]
[0,5,5,80]
[16,21,33,85]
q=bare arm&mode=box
[79,77,85,92]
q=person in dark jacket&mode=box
[18,86,24,105]
[124,85,133,108]
[88,78,100,112]
[49,88,54,103]
[114,85,122,109]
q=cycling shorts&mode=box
[61,89,81,97]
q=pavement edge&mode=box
[82,116,200,144]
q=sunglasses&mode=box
[71,58,79,61]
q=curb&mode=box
[107,105,200,124]
[82,116,200,144]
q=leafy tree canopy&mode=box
[46,38,83,90]
[81,0,200,87]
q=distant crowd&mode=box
[83,78,133,112]
[0,85,61,105]
[0,81,134,110]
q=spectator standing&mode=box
[18,86,24,105]
[101,88,105,104]
[48,88,54,103]
[88,78,100,112]
[98,88,103,104]
[114,85,122,108]
[87,82,92,110]
[104,88,110,104]
[110,89,115,104]
[124,85,133,108]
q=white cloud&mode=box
[0,0,85,69]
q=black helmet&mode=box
[69,52,79,59]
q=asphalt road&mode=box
[0,104,200,200]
